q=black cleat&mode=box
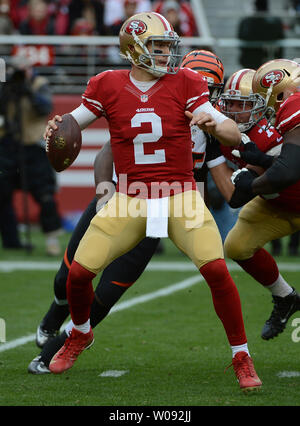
[261,289,300,340]
[28,355,50,375]
[36,325,59,348]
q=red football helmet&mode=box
[181,49,224,105]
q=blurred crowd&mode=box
[2,0,198,36]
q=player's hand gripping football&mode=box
[44,115,63,141]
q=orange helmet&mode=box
[181,49,224,105]
[119,12,182,77]
[220,68,265,131]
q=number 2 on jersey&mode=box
[131,112,166,165]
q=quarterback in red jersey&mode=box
[225,60,300,341]
[44,13,262,391]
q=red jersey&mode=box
[220,119,283,168]
[82,68,209,198]
[266,92,300,213]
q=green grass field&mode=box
[0,231,300,408]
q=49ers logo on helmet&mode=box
[125,20,147,35]
[260,70,284,88]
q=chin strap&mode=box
[265,82,274,107]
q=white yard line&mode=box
[0,274,203,353]
[1,259,300,354]
[1,260,300,272]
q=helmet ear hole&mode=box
[128,44,135,53]
[277,92,283,101]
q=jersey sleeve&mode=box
[182,68,210,112]
[247,120,283,153]
[205,136,226,168]
[81,73,106,118]
[275,93,300,134]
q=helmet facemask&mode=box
[220,91,266,132]
[136,33,182,77]
[206,77,224,106]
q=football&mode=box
[46,113,82,172]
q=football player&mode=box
[34,14,262,390]
[224,59,300,341]
[28,50,234,376]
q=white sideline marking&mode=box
[99,370,129,378]
[0,274,203,353]
[1,260,300,272]
[277,371,300,378]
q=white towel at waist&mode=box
[146,197,169,238]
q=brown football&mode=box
[46,113,82,172]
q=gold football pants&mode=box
[224,196,300,260]
[74,190,224,274]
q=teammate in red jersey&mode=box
[225,59,300,340]
[42,14,261,391]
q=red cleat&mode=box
[49,327,94,374]
[227,351,262,392]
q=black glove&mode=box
[232,136,273,169]
[229,168,258,208]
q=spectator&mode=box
[67,0,105,35]
[18,0,56,35]
[103,0,152,30]
[0,56,63,255]
[238,0,285,69]
[9,0,29,30]
[48,0,70,35]
[160,0,181,35]
[107,0,139,35]
[70,17,94,35]
[153,0,198,36]
[0,0,14,34]
[0,200,28,249]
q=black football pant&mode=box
[0,140,61,239]
[42,197,160,331]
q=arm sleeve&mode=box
[193,101,228,124]
[252,143,300,194]
[70,104,98,130]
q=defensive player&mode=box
[224,59,300,340]
[37,17,262,390]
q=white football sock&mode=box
[64,320,74,336]
[74,319,91,334]
[231,343,250,358]
[266,274,293,298]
